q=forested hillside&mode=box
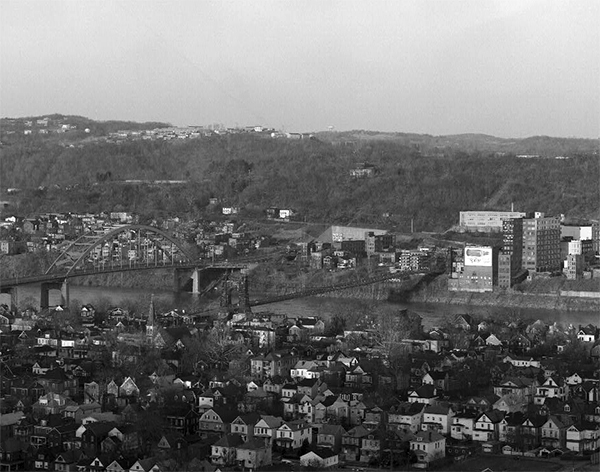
[1,127,598,232]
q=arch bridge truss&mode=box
[45,224,195,276]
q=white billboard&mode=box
[464,246,493,266]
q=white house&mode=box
[422,404,454,435]
[451,412,477,441]
[275,420,312,451]
[410,430,446,464]
[577,325,597,343]
[534,376,566,405]
[300,449,339,468]
[566,424,599,452]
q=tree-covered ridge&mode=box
[1,132,598,232]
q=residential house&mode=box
[250,352,298,380]
[63,403,102,423]
[211,433,244,466]
[493,394,528,414]
[164,402,197,436]
[283,394,314,422]
[341,424,370,462]
[317,424,345,452]
[360,428,384,464]
[520,415,546,451]
[493,377,537,403]
[408,385,438,404]
[422,403,454,435]
[451,411,478,441]
[300,449,339,469]
[422,371,450,392]
[81,422,115,455]
[108,424,139,453]
[473,410,504,442]
[274,420,312,453]
[198,407,238,439]
[235,438,272,471]
[388,402,425,434]
[157,433,188,452]
[317,396,349,424]
[498,411,525,445]
[253,415,283,447]
[345,364,374,390]
[409,430,446,464]
[577,325,597,343]
[53,449,84,472]
[0,438,26,472]
[534,376,566,405]
[128,458,160,472]
[565,422,600,452]
[230,413,260,441]
[297,378,324,398]
[541,415,569,449]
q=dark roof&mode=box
[213,433,244,448]
[83,421,116,437]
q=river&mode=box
[3,283,598,330]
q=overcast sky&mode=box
[1,0,598,137]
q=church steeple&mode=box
[146,294,155,342]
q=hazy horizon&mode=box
[2,0,598,139]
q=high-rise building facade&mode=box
[522,214,561,273]
[498,218,523,288]
[452,245,497,292]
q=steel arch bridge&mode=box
[45,224,195,276]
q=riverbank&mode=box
[401,275,600,311]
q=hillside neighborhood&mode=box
[1,288,599,471]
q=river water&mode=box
[3,283,598,330]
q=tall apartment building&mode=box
[498,218,523,289]
[565,254,584,280]
[522,214,561,273]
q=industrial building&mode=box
[317,225,388,250]
[459,211,526,232]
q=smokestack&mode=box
[511,202,514,212]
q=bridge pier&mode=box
[61,280,70,308]
[191,268,200,294]
[0,286,17,310]
[41,280,69,309]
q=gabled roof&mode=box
[280,420,310,432]
[233,412,261,425]
[202,407,238,423]
[238,437,268,450]
[256,415,283,429]
[390,401,424,415]
[302,448,338,459]
[478,410,505,424]
[213,433,244,448]
[344,424,371,438]
[410,384,437,398]
[297,378,319,388]
[319,424,345,435]
[424,404,452,415]
[83,421,115,437]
